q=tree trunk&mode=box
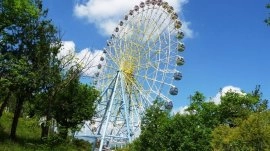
[40,115,53,139]
[41,122,49,139]
[41,108,52,139]
[10,97,24,140]
[41,92,54,139]
[0,92,11,118]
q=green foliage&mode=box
[212,86,270,150]
[42,134,65,148]
[132,100,170,151]
[185,91,204,114]
[177,91,218,150]
[125,87,269,151]
[212,111,270,151]
[72,139,92,150]
[130,113,212,151]
[165,114,212,151]
[0,0,61,139]
[219,86,268,127]
[129,97,213,151]
[186,91,220,128]
[219,92,252,126]
[50,73,99,138]
[1,0,39,19]
[0,0,60,90]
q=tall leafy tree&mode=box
[51,70,99,139]
[34,57,97,139]
[0,0,61,140]
[130,100,170,151]
[182,91,219,150]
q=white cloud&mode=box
[181,21,194,38]
[172,105,189,114]
[211,86,245,105]
[74,0,193,38]
[58,41,76,58]
[59,41,105,76]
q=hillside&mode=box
[0,112,91,151]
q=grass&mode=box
[0,112,91,151]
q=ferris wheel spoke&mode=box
[140,10,173,45]
[134,72,173,87]
[141,24,177,57]
[141,6,157,37]
[123,72,154,104]
[134,30,174,63]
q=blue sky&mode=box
[44,0,270,109]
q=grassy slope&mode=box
[0,112,91,151]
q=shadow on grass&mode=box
[0,126,46,150]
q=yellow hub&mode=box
[120,55,137,93]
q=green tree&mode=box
[123,87,269,151]
[212,111,270,151]
[51,71,99,139]
[181,91,219,150]
[130,93,214,151]
[33,57,97,139]
[218,86,268,127]
[212,86,269,150]
[131,100,170,151]
[151,113,210,151]
[0,0,61,140]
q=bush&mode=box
[72,139,92,150]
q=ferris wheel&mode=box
[76,0,185,150]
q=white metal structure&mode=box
[76,0,185,150]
